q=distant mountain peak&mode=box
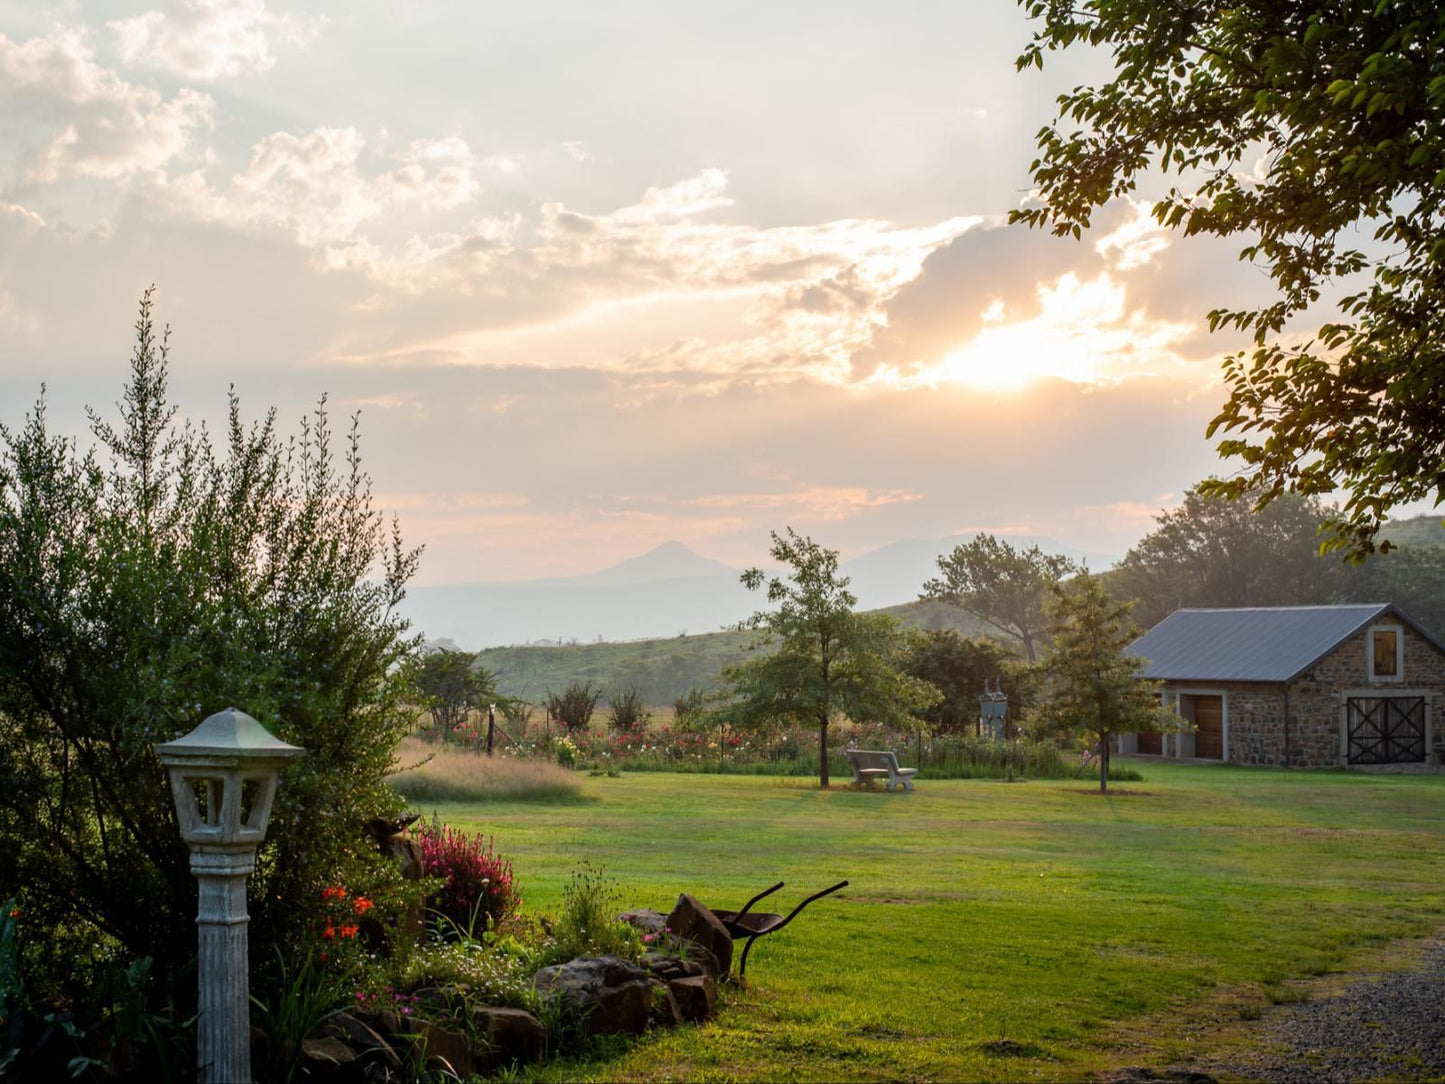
[584,541,737,585]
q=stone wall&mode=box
[1157,609,1445,769]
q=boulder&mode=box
[649,980,683,1028]
[531,956,654,1036]
[669,974,717,1023]
[641,951,706,982]
[415,1021,473,1078]
[664,893,732,978]
[618,908,667,936]
[325,1012,401,1070]
[473,1006,546,1066]
[300,1036,357,1067]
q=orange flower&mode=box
[321,885,348,901]
[322,925,336,940]
[353,897,373,915]
[339,924,359,940]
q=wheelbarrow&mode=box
[710,880,848,978]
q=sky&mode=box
[0,0,1286,584]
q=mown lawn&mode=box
[432,764,1445,1081]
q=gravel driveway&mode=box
[1208,939,1445,1082]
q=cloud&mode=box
[154,127,488,249]
[0,25,214,182]
[1094,199,1171,271]
[110,0,325,81]
[683,486,924,520]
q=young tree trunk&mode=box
[1100,736,1110,795]
[818,716,830,788]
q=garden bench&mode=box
[844,748,917,791]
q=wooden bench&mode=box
[844,748,918,792]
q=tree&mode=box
[0,291,421,992]
[1015,2,1445,559]
[903,630,1020,735]
[1108,483,1445,636]
[1037,572,1181,793]
[1110,485,1341,627]
[921,534,1077,661]
[417,649,497,743]
[718,528,939,788]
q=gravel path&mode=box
[1207,939,1445,1082]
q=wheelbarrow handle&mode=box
[734,881,785,923]
[771,880,849,934]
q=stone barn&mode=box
[1121,604,1445,768]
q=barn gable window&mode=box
[1367,624,1404,682]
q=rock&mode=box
[325,1012,401,1070]
[619,908,668,936]
[250,1023,270,1073]
[669,974,717,1023]
[532,955,655,1036]
[642,951,706,982]
[363,1009,404,1041]
[301,1036,358,1066]
[649,980,683,1027]
[416,1021,473,1078]
[473,1006,546,1066]
[665,893,732,978]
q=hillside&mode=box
[401,534,1104,649]
[1378,513,1445,548]
[478,601,999,707]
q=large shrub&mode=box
[0,292,422,995]
[546,680,601,733]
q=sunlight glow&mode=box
[876,272,1197,394]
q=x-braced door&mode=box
[1346,697,1425,765]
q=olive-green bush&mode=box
[0,292,422,999]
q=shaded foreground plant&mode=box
[251,948,350,1084]
[0,289,421,996]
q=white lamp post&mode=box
[156,708,304,1084]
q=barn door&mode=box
[1192,696,1224,760]
[1346,697,1425,765]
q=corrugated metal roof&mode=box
[1124,604,1394,682]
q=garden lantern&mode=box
[156,707,304,1084]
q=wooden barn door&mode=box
[1347,697,1425,764]
[1193,696,1224,760]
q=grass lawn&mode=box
[431,763,1445,1081]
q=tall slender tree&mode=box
[1038,572,1181,793]
[719,529,939,787]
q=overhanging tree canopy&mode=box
[1015,1,1445,558]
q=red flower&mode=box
[353,897,374,915]
[322,925,336,940]
[339,924,359,940]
